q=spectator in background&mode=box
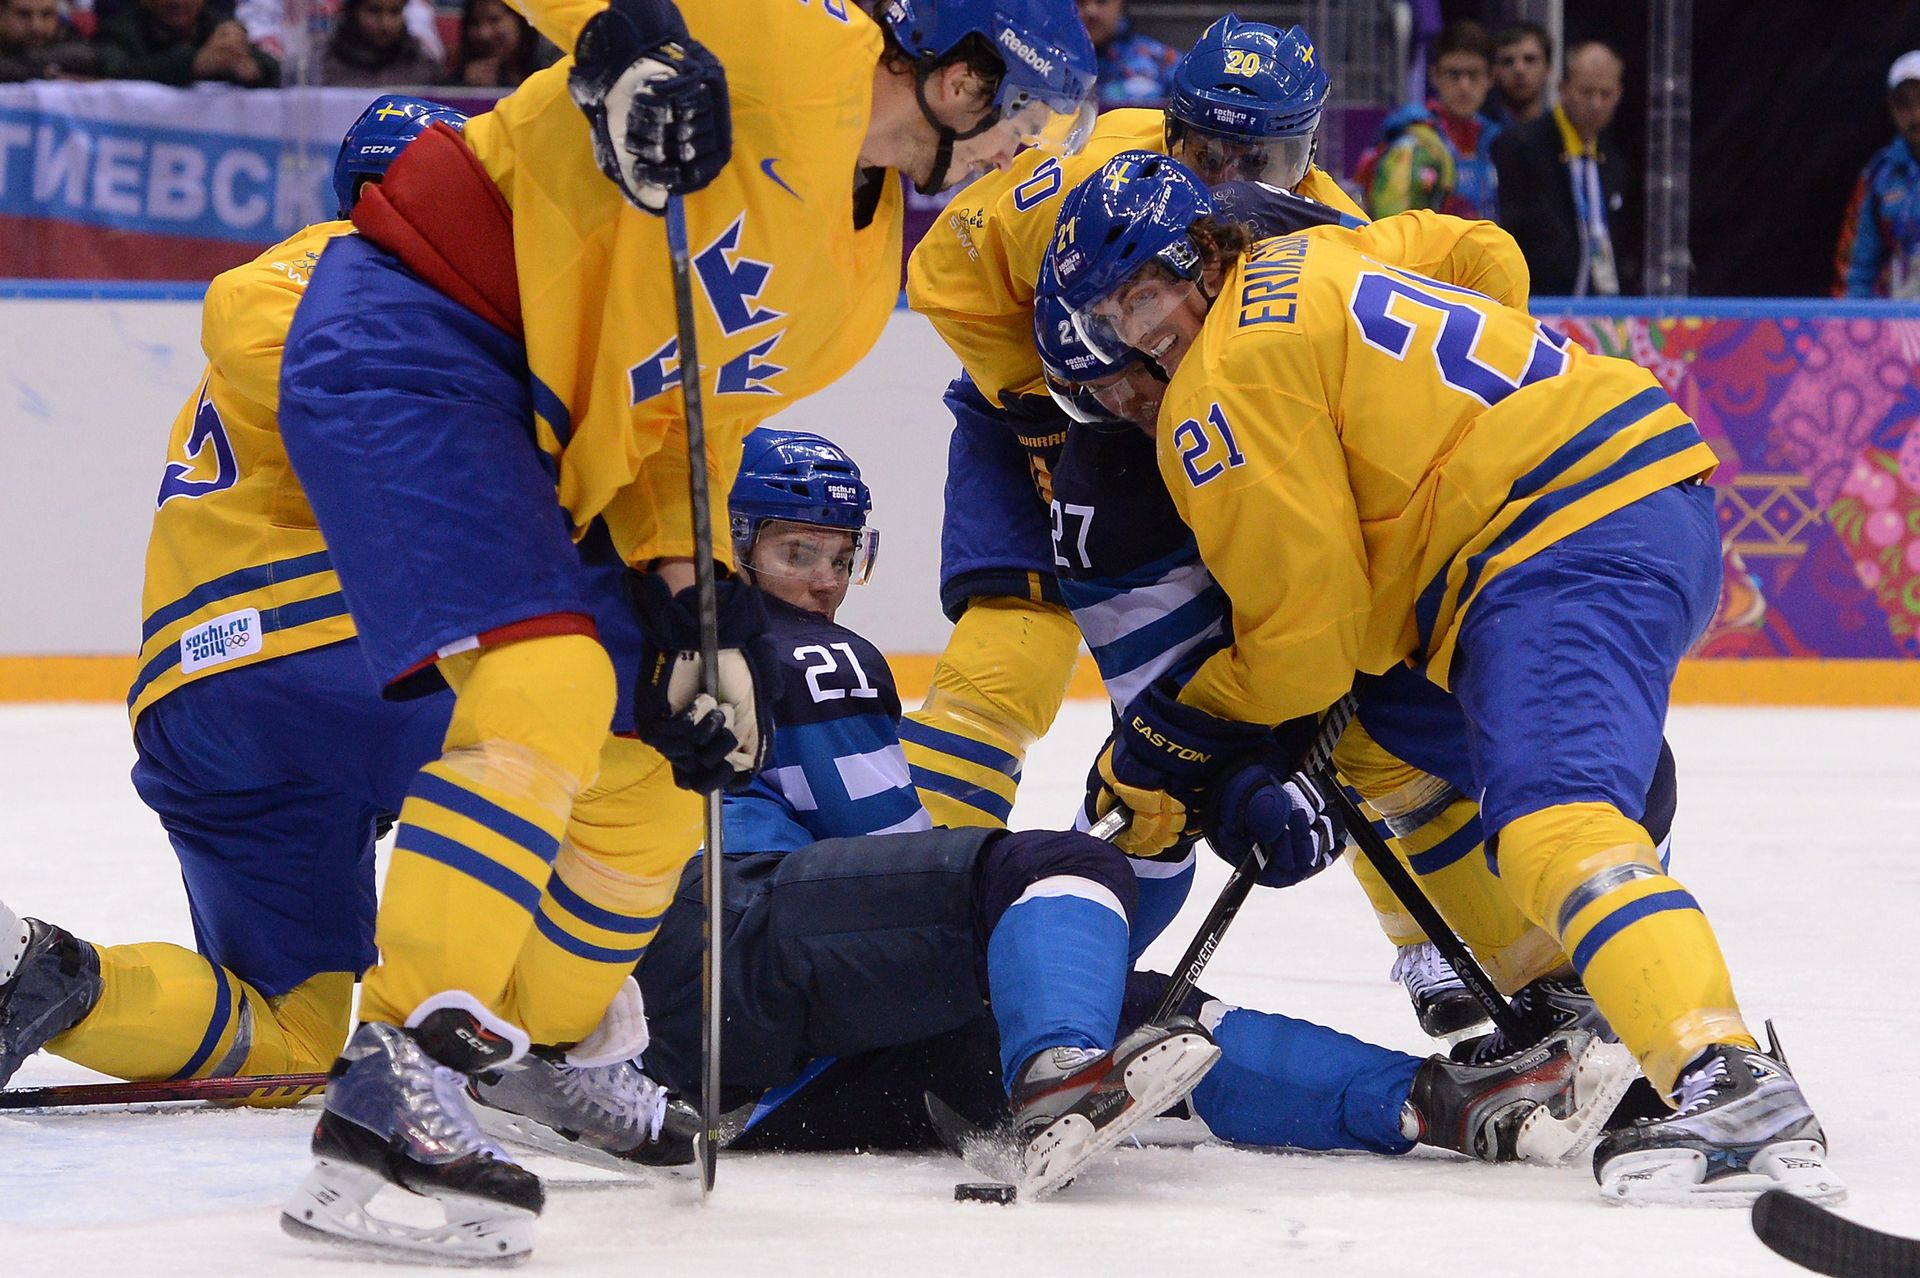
[96,0,277,85]
[320,0,442,86]
[1489,21,1551,127]
[1358,19,1500,220]
[0,0,102,80]
[1077,0,1177,109]
[1493,39,1630,296]
[1835,51,1920,299]
[452,0,545,89]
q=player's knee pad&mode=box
[926,597,1081,745]
[265,970,356,1077]
[1494,802,1665,938]
[440,633,617,794]
[974,829,1138,940]
[566,734,703,879]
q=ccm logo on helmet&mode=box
[1000,27,1054,77]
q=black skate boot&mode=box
[1012,1016,1220,1199]
[1391,942,1489,1043]
[1593,1028,1844,1206]
[282,1008,544,1265]
[1451,974,1617,1065]
[1407,1029,1636,1164]
[472,1051,699,1170]
[0,901,101,1086]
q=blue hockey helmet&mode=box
[332,95,468,217]
[1166,17,1328,188]
[729,428,879,586]
[880,0,1099,155]
[1033,291,1160,430]
[1042,151,1215,365]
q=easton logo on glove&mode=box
[1127,712,1215,764]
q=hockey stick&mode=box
[0,1072,326,1110]
[1753,1189,1920,1278]
[664,193,724,1197]
[1315,772,1532,1044]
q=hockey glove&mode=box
[629,572,778,794]
[1089,679,1270,858]
[1203,760,1346,889]
[570,0,730,215]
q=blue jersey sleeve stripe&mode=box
[168,959,234,1081]
[393,826,546,913]
[532,909,652,964]
[908,765,1015,823]
[409,772,562,866]
[1569,888,1700,971]
[139,549,336,643]
[127,590,353,710]
[545,872,665,935]
[898,718,1021,777]
[530,373,572,446]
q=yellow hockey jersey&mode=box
[468,0,902,568]
[1159,213,1717,727]
[907,107,1363,408]
[131,221,356,721]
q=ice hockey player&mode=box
[1045,151,1844,1205]
[627,427,1633,1193]
[271,0,1096,1262]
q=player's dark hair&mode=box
[874,17,1006,105]
[1493,20,1553,64]
[1431,19,1493,67]
[1187,215,1259,275]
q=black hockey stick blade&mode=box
[0,1071,326,1110]
[923,1091,1023,1184]
[1753,1190,1920,1278]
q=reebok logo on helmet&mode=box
[1000,27,1054,77]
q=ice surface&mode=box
[2,702,1917,1275]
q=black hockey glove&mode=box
[629,572,778,794]
[1203,759,1346,889]
[569,0,730,215]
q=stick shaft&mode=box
[0,1072,326,1110]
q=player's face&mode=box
[1172,124,1315,190]
[1494,36,1548,107]
[1085,364,1167,435]
[748,522,861,619]
[1892,82,1920,152]
[1433,52,1492,120]
[1084,263,1210,375]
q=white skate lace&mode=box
[1391,943,1465,1001]
[421,1060,512,1160]
[1670,1054,1732,1118]
[556,1060,668,1142]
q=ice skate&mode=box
[1012,1016,1221,1199]
[1391,942,1488,1044]
[1594,1028,1845,1207]
[0,900,101,1086]
[281,1015,543,1266]
[471,1051,699,1173]
[1450,973,1616,1065]
[1408,1029,1636,1164]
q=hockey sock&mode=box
[900,598,1080,828]
[360,634,615,1028]
[1499,802,1757,1097]
[1188,1004,1420,1154]
[48,946,351,1090]
[986,877,1129,1084]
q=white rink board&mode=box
[1,702,1918,1275]
[0,297,965,656]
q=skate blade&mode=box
[1021,1034,1222,1202]
[1513,1040,1638,1164]
[473,1104,682,1180]
[281,1157,536,1266]
[1599,1139,1848,1208]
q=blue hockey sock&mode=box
[986,877,1129,1085]
[1190,1007,1423,1154]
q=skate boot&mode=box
[1391,942,1488,1044]
[0,900,101,1086]
[1407,1029,1637,1164]
[472,1051,699,1171]
[1593,1028,1845,1206]
[1451,974,1616,1065]
[281,1009,543,1265]
[1012,1016,1221,1199]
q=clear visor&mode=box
[1070,261,1202,365]
[742,519,879,587]
[1086,363,1167,429]
[1171,125,1316,189]
[1001,93,1098,155]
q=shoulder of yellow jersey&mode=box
[1295,166,1366,221]
[201,219,351,412]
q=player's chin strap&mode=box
[911,61,1004,196]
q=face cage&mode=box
[1069,261,1203,365]
[734,517,880,588]
[1168,121,1318,189]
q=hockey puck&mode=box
[954,1181,1016,1204]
